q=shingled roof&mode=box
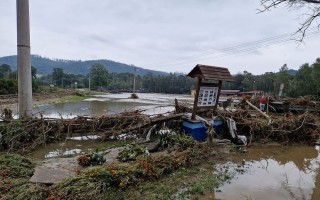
[187,64,234,82]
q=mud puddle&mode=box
[28,135,102,160]
[200,145,320,200]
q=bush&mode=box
[77,152,106,167]
[0,79,18,95]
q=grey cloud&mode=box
[0,0,319,75]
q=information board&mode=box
[197,86,218,107]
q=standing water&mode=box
[202,145,320,200]
[32,93,192,118]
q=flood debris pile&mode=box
[0,110,183,153]
[216,106,320,145]
[175,95,320,145]
[239,95,320,113]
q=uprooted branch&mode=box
[259,0,320,40]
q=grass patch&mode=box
[0,154,49,200]
[1,147,231,200]
[107,162,221,200]
[49,143,216,199]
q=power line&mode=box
[142,28,319,68]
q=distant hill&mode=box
[287,69,298,75]
[0,55,168,76]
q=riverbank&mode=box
[0,87,102,114]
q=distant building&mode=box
[239,90,264,96]
[220,90,240,96]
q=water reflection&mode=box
[33,100,142,118]
[29,137,101,160]
[208,145,320,200]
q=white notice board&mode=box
[197,87,218,107]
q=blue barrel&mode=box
[182,121,207,141]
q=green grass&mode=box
[105,163,221,200]
[0,154,49,200]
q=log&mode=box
[245,100,271,123]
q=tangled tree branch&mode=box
[259,0,320,41]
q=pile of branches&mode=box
[0,111,183,153]
[289,97,320,109]
[217,109,320,145]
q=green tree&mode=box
[31,66,39,92]
[31,66,37,80]
[312,58,320,96]
[240,71,255,92]
[0,79,18,94]
[274,64,294,96]
[294,63,315,97]
[89,64,109,90]
[0,64,12,79]
[52,68,64,86]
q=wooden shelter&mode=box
[187,64,234,119]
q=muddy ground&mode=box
[0,88,89,114]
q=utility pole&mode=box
[89,76,91,93]
[17,0,32,118]
[133,66,136,94]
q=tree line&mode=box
[223,58,320,98]
[0,64,38,94]
[0,58,319,97]
[38,63,195,94]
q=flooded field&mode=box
[206,145,320,200]
[32,93,192,118]
[16,92,320,199]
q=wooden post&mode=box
[17,0,32,118]
[191,78,202,120]
[214,80,222,110]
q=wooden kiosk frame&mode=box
[187,64,234,120]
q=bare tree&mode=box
[259,0,320,40]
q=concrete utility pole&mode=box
[17,0,33,118]
[133,66,136,94]
[88,76,91,94]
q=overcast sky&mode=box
[0,0,319,75]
